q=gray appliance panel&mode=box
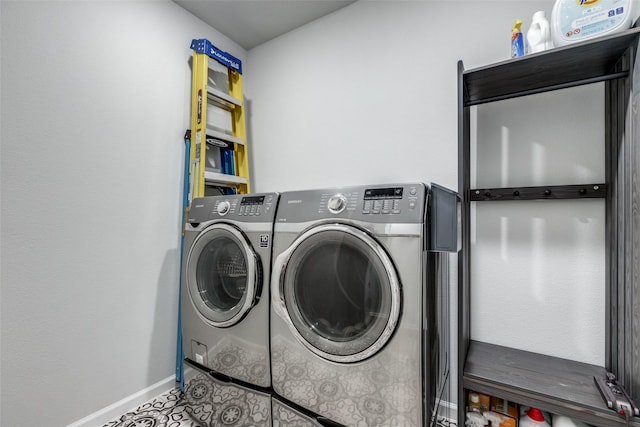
[188,192,278,223]
[275,183,426,224]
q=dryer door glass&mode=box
[281,224,401,363]
[186,224,258,327]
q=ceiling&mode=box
[174,0,357,50]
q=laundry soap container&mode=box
[527,10,552,53]
[520,408,551,427]
[551,0,640,47]
[465,412,488,427]
[552,414,593,427]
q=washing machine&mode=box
[182,193,278,388]
[269,183,458,427]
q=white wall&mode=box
[0,2,246,426]
[245,0,606,413]
[471,85,605,365]
[246,0,554,193]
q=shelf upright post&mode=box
[457,59,471,427]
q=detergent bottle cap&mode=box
[512,19,523,33]
[533,10,546,21]
[526,408,545,422]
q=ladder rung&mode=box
[206,127,245,146]
[207,86,242,110]
[204,170,248,186]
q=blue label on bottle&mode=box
[511,33,525,58]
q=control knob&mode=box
[328,194,347,214]
[217,201,231,216]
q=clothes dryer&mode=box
[182,193,278,388]
[270,183,457,427]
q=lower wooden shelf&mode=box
[463,340,640,426]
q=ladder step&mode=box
[207,85,242,111]
[206,127,245,146]
[204,170,248,186]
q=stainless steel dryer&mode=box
[182,193,278,388]
[270,183,458,427]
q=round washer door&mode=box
[186,223,260,328]
[274,223,401,363]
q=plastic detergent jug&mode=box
[511,19,525,57]
[520,408,551,427]
[527,10,553,53]
[465,412,488,427]
[552,414,592,427]
[551,0,640,47]
[483,411,510,427]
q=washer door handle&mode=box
[270,247,293,318]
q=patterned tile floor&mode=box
[102,386,457,427]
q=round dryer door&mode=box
[186,223,260,328]
[274,223,401,363]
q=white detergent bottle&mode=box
[465,412,488,427]
[552,414,592,427]
[551,0,640,47]
[527,10,553,54]
[520,408,551,427]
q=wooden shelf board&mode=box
[463,28,640,106]
[463,341,640,426]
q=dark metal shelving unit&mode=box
[458,28,640,426]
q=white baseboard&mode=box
[438,400,458,425]
[67,375,176,427]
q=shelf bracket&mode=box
[470,183,607,201]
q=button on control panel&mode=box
[216,200,231,216]
[362,186,419,215]
[328,194,347,214]
[238,195,268,216]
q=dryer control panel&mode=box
[318,185,421,217]
[277,184,426,224]
[188,193,278,223]
[362,186,420,215]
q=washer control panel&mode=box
[188,193,278,223]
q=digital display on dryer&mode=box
[364,187,403,199]
[241,196,265,205]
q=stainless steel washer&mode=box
[182,193,278,388]
[270,183,457,427]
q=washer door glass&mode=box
[281,224,401,362]
[187,223,258,327]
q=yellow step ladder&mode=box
[189,39,250,199]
